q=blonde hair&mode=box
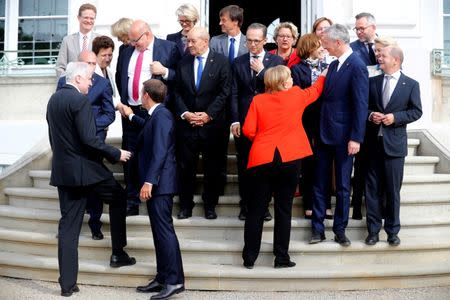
[111,18,133,38]
[176,3,199,23]
[374,36,397,47]
[264,65,291,93]
[274,22,299,44]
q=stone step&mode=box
[404,155,438,175]
[407,138,420,156]
[1,227,449,267]
[0,205,449,241]
[28,171,240,194]
[107,135,238,155]
[1,251,449,291]
[5,185,450,220]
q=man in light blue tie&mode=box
[174,27,232,220]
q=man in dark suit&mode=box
[210,4,248,199]
[350,12,378,220]
[115,20,180,216]
[364,46,422,246]
[310,24,368,246]
[174,26,232,220]
[230,23,283,221]
[57,51,115,240]
[350,12,377,66]
[133,79,185,300]
[47,62,136,297]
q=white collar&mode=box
[148,103,160,116]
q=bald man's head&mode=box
[78,51,97,72]
[187,27,210,56]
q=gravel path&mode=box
[1,276,449,300]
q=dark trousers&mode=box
[121,107,148,209]
[242,150,300,265]
[57,177,127,292]
[147,194,184,285]
[365,138,404,235]
[235,134,252,210]
[86,130,107,233]
[177,126,227,211]
[312,142,354,235]
[351,144,369,212]
[300,136,332,211]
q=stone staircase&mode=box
[1,136,450,291]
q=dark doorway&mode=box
[208,1,301,50]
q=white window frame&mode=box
[2,0,68,75]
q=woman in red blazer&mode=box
[241,65,326,269]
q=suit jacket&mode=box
[210,33,248,57]
[366,73,422,157]
[320,52,369,145]
[116,38,180,105]
[135,104,178,195]
[174,50,232,129]
[57,73,115,134]
[231,52,284,124]
[243,77,326,169]
[291,60,326,140]
[46,84,120,187]
[55,32,101,78]
[350,40,374,66]
[167,30,189,57]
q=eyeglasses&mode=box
[353,25,371,32]
[178,19,193,24]
[246,39,263,45]
[129,32,147,44]
[277,35,293,40]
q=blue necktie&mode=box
[228,37,235,64]
[196,56,203,89]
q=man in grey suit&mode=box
[209,5,248,199]
[55,3,100,78]
[210,5,248,62]
[364,45,422,246]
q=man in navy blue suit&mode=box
[310,24,368,246]
[350,12,378,220]
[115,20,180,216]
[57,51,115,240]
[364,46,422,246]
[230,23,283,221]
[134,79,184,300]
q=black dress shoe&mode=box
[136,279,163,293]
[309,232,326,244]
[264,210,272,222]
[365,233,379,246]
[126,207,139,217]
[352,210,363,220]
[151,284,185,300]
[177,209,192,219]
[388,234,401,246]
[205,209,217,219]
[243,261,254,269]
[334,233,351,247]
[238,208,246,221]
[325,213,333,220]
[110,253,136,268]
[274,260,296,268]
[92,231,104,240]
[61,284,79,297]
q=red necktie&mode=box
[132,50,144,101]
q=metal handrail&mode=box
[431,49,450,77]
[0,49,57,75]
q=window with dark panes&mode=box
[18,0,67,65]
[0,0,5,60]
[445,0,450,49]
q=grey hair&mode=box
[324,24,349,44]
[247,23,267,38]
[65,62,91,82]
[355,12,376,25]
